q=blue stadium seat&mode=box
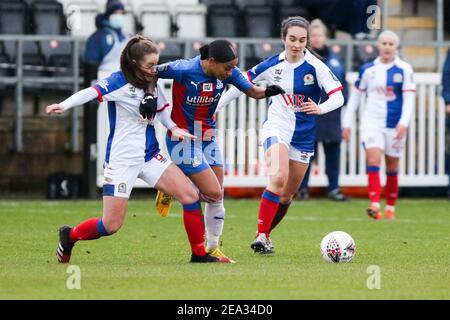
[203,0,241,37]
[0,0,28,35]
[30,0,66,35]
[241,0,275,38]
[139,3,171,38]
[170,1,207,38]
[277,1,310,28]
[31,0,73,77]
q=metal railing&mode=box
[102,74,448,188]
[2,32,450,153]
[0,35,83,152]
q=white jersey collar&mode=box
[279,49,307,68]
[374,56,399,68]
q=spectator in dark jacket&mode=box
[441,49,450,199]
[84,0,128,76]
[298,19,348,201]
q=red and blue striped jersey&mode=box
[156,55,253,135]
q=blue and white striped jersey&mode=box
[92,71,169,166]
[247,49,343,151]
[343,56,416,129]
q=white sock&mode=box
[385,205,395,212]
[204,200,225,250]
[371,202,380,209]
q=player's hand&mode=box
[301,98,321,115]
[170,126,197,141]
[446,104,450,115]
[265,85,285,97]
[139,93,157,120]
[395,124,407,139]
[342,128,351,141]
[46,104,65,114]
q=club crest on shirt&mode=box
[393,73,403,83]
[203,83,213,92]
[304,74,315,85]
[118,183,127,194]
[275,68,283,75]
[216,80,223,90]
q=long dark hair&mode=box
[120,35,159,91]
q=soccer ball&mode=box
[320,231,356,263]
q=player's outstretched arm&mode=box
[244,84,285,99]
[169,126,197,141]
[155,104,197,141]
[46,87,98,115]
[216,86,244,114]
[46,104,65,114]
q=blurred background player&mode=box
[49,36,227,264]
[342,30,416,220]
[155,39,285,262]
[441,48,450,200]
[217,17,344,253]
[297,19,348,202]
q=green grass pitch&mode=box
[0,198,449,299]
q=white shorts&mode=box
[260,128,314,164]
[102,153,172,198]
[360,127,406,157]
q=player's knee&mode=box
[367,157,381,166]
[178,187,199,205]
[271,170,288,190]
[202,189,223,202]
[366,153,381,165]
[103,219,123,234]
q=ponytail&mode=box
[199,44,210,60]
[199,40,237,63]
[120,35,159,91]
